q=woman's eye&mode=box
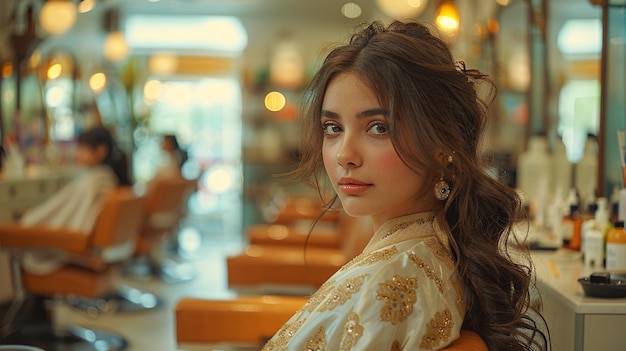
[368,122,389,135]
[322,122,341,135]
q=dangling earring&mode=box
[434,171,450,201]
[434,153,453,201]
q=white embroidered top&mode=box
[262,212,465,351]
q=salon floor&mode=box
[20,210,248,351]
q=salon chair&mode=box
[226,214,371,294]
[174,295,487,351]
[0,187,144,351]
[122,176,196,284]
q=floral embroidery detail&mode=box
[319,275,365,312]
[262,318,306,351]
[419,309,454,349]
[305,326,327,351]
[390,340,402,351]
[340,247,398,272]
[409,254,444,294]
[339,312,364,351]
[452,279,465,315]
[376,274,418,324]
[424,236,455,269]
[303,279,336,312]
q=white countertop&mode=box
[533,249,626,314]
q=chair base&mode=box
[1,324,128,351]
[1,298,127,351]
[64,285,162,314]
[122,256,195,284]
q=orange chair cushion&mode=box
[247,224,341,249]
[443,330,488,351]
[176,295,308,344]
[22,266,117,298]
[226,245,346,288]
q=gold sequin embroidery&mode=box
[424,236,455,269]
[303,279,336,313]
[262,318,306,351]
[339,312,364,351]
[419,308,454,349]
[340,246,398,272]
[379,215,435,241]
[376,274,418,324]
[304,326,327,351]
[390,340,401,351]
[319,275,365,312]
[409,254,444,294]
[452,279,465,315]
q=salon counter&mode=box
[533,249,626,351]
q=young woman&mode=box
[21,126,131,233]
[262,21,549,351]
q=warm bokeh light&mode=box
[148,53,179,75]
[264,91,287,112]
[143,79,163,101]
[2,63,13,78]
[270,43,305,89]
[103,31,130,62]
[77,0,95,13]
[496,0,510,5]
[45,86,65,107]
[40,0,77,36]
[47,63,63,80]
[341,3,362,19]
[376,0,428,19]
[435,1,460,35]
[89,72,107,94]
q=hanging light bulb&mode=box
[40,0,77,36]
[435,0,460,36]
[376,0,429,19]
[103,31,129,62]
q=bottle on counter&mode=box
[606,221,626,270]
[582,197,610,267]
[517,135,551,220]
[561,188,582,250]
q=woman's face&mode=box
[75,144,107,166]
[321,73,436,229]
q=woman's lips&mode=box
[338,178,372,195]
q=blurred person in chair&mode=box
[262,21,549,351]
[18,126,131,274]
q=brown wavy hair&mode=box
[289,20,550,351]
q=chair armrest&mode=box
[0,222,90,254]
[175,295,307,344]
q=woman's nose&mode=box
[336,137,362,168]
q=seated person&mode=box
[153,134,187,181]
[18,126,131,274]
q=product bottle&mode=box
[561,188,582,249]
[606,221,626,270]
[575,136,598,207]
[582,197,609,267]
[517,136,551,220]
[550,139,572,205]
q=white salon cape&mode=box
[19,165,118,274]
[262,212,465,351]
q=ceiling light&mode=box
[376,0,428,19]
[40,0,77,36]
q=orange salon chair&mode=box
[174,295,487,350]
[123,176,196,284]
[0,187,144,351]
[226,213,371,294]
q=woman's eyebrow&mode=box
[321,108,388,119]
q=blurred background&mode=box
[0,0,625,350]
[1,0,622,239]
